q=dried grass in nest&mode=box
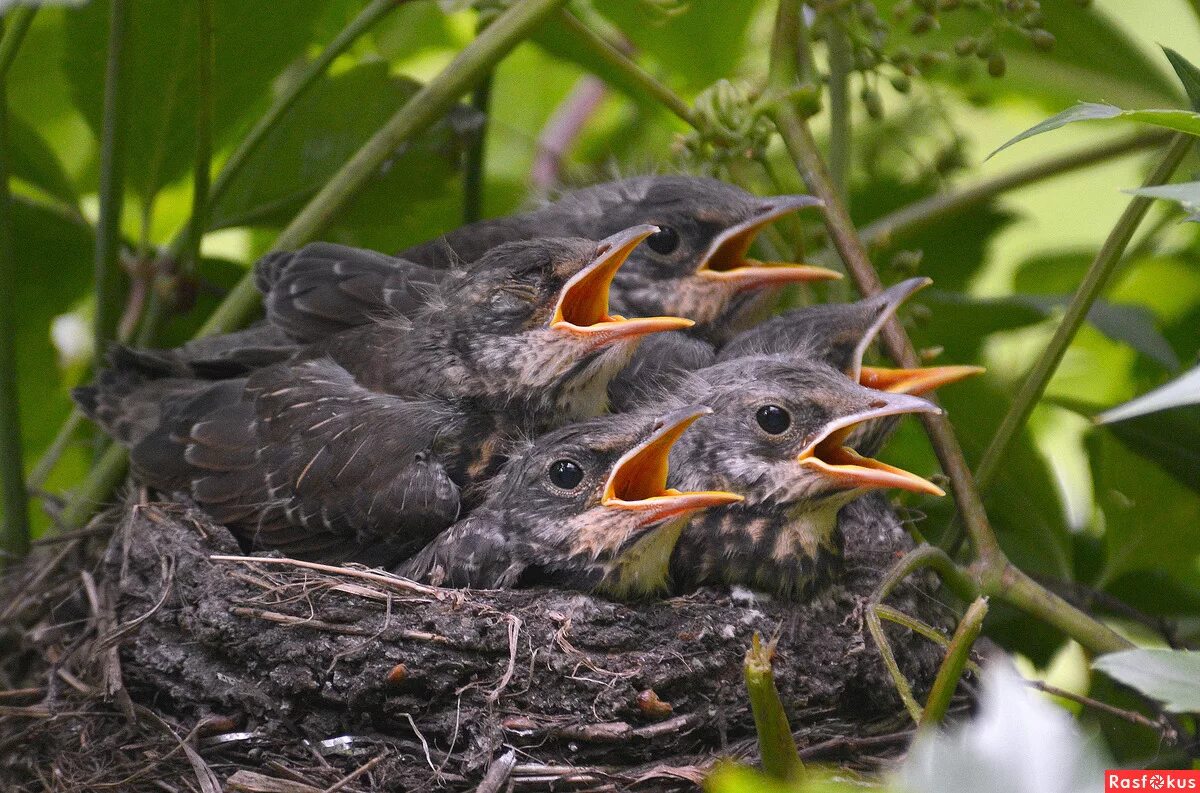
[0,491,961,792]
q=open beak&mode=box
[696,195,841,290]
[796,392,945,496]
[552,224,694,346]
[858,364,985,396]
[846,276,932,380]
[603,406,743,525]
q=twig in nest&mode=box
[210,555,447,598]
[323,750,389,793]
[486,614,521,703]
[474,749,517,793]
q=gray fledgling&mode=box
[401,406,741,599]
[663,355,944,598]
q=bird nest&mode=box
[0,491,959,792]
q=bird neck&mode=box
[597,517,687,601]
[463,331,634,421]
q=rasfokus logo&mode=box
[1107,770,1200,791]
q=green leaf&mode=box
[8,112,77,207]
[62,0,327,203]
[1163,47,1200,112]
[591,0,759,92]
[1093,649,1200,713]
[1125,181,1200,221]
[1095,364,1200,424]
[1103,405,1200,494]
[1088,429,1200,582]
[210,62,481,249]
[992,103,1200,158]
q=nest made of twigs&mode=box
[0,490,960,792]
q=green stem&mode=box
[463,73,492,224]
[744,633,804,780]
[60,0,571,528]
[985,563,1131,655]
[0,19,31,563]
[860,131,1169,249]
[825,16,852,201]
[553,9,700,130]
[92,0,130,370]
[58,444,127,531]
[27,410,84,491]
[769,69,1002,568]
[972,134,1192,493]
[920,597,988,728]
[0,6,35,78]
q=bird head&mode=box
[717,277,983,452]
[551,176,841,327]
[483,405,742,598]
[436,226,693,412]
[668,355,945,512]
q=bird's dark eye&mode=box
[755,404,792,435]
[646,226,680,255]
[548,459,585,489]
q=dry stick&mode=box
[859,130,1170,248]
[919,596,988,728]
[474,750,518,793]
[767,0,1129,656]
[57,0,571,529]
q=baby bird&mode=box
[401,406,742,599]
[664,355,945,599]
[75,227,690,564]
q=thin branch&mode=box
[532,74,607,191]
[92,0,130,371]
[767,6,1001,569]
[199,0,572,338]
[972,134,1192,493]
[137,0,214,346]
[133,0,404,346]
[553,9,700,130]
[0,17,31,563]
[860,131,1170,248]
[920,597,988,727]
[209,0,405,219]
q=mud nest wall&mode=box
[0,491,960,792]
